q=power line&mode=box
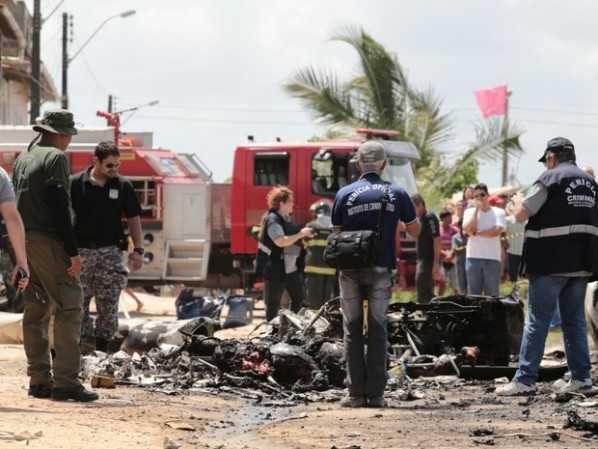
[134,114,315,126]
[115,102,308,114]
[115,102,598,120]
[509,117,598,128]
[449,104,598,117]
[512,106,598,117]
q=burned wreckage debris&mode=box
[84,300,348,396]
[387,290,526,378]
[80,288,567,400]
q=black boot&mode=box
[51,385,99,402]
[28,382,53,399]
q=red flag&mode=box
[474,85,507,118]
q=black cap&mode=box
[538,137,574,163]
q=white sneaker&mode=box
[495,381,536,396]
[554,379,593,394]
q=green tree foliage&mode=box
[284,25,524,199]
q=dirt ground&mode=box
[1,291,597,449]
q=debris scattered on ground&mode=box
[0,430,43,442]
[76,294,593,411]
[163,436,181,449]
[564,410,598,437]
[164,420,195,431]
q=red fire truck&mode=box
[0,124,419,290]
[230,129,420,289]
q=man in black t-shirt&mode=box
[411,194,441,303]
[71,141,144,353]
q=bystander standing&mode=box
[411,194,440,303]
[451,220,468,295]
[70,140,144,354]
[462,183,506,297]
[438,210,458,295]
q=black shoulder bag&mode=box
[323,183,390,269]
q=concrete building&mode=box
[0,0,59,124]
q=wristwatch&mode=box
[133,247,145,255]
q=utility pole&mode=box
[107,94,113,125]
[30,0,41,123]
[500,91,512,186]
[61,12,69,109]
[61,10,135,111]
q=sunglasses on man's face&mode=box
[105,162,121,169]
[474,192,487,199]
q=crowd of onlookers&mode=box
[257,182,529,308]
[411,184,526,302]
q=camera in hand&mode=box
[15,268,28,285]
[286,222,302,234]
[285,222,305,247]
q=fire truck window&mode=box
[254,161,267,185]
[277,172,288,185]
[267,164,278,185]
[337,166,348,188]
[311,154,349,198]
[253,156,289,186]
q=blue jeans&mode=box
[455,259,467,295]
[465,258,501,296]
[513,275,592,386]
[550,306,562,330]
[339,267,391,399]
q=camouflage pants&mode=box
[80,246,128,342]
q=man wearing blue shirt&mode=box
[331,141,420,408]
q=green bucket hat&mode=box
[32,109,78,136]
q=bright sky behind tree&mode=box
[26,0,598,188]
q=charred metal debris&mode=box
[80,289,576,401]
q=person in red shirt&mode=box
[438,210,458,295]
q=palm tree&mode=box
[415,119,524,207]
[473,116,525,186]
[284,25,524,198]
[285,25,452,167]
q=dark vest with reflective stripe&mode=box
[523,162,598,275]
[262,210,285,260]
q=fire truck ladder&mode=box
[163,238,210,282]
[159,182,211,283]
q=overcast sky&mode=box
[25,0,598,189]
